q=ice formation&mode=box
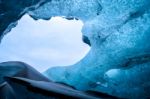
[1,0,150,98]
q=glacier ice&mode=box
[37,0,150,98]
[1,0,150,98]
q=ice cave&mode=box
[1,0,150,99]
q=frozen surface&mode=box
[35,0,150,98]
[0,0,150,98]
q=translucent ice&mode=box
[35,0,150,98]
[1,0,150,98]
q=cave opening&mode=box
[0,14,90,72]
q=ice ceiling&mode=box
[0,14,90,72]
[1,0,150,98]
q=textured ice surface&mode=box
[1,0,150,98]
[36,0,150,98]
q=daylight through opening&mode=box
[0,14,90,72]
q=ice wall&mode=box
[1,0,150,98]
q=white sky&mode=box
[0,15,90,72]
